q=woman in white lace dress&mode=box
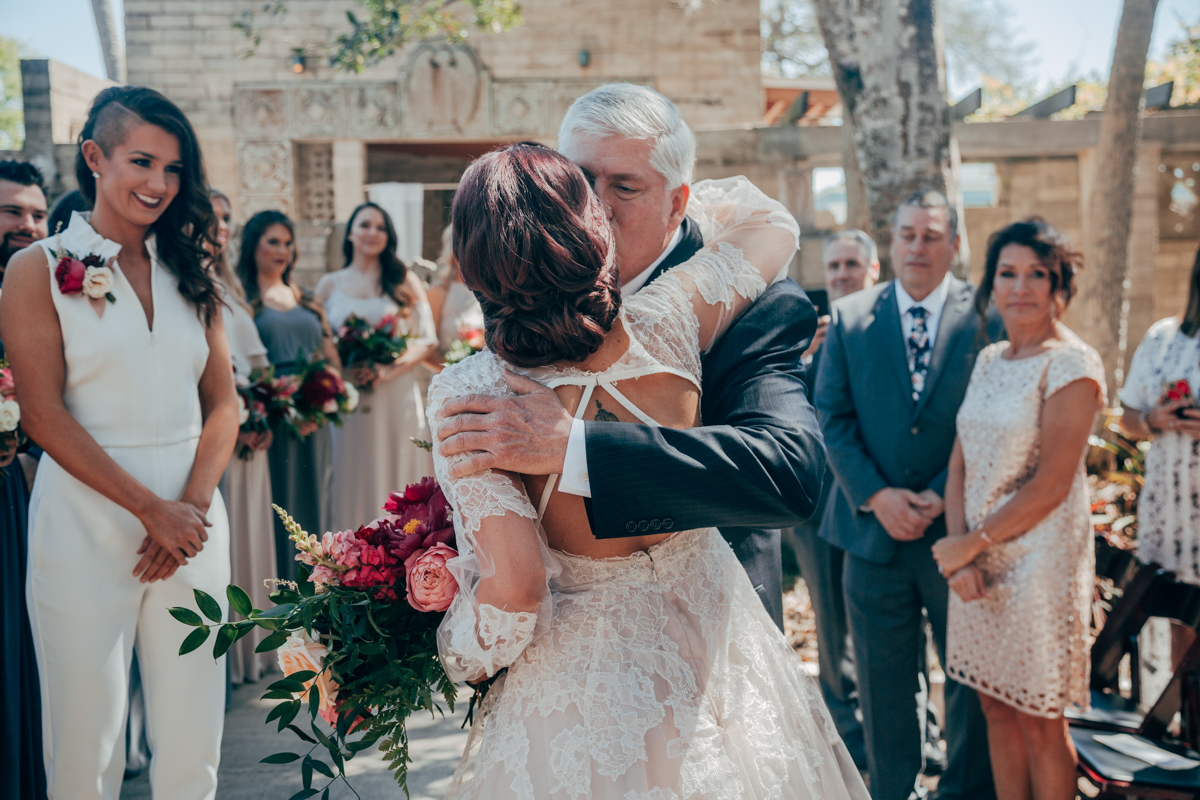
[932,218,1105,800]
[426,144,868,800]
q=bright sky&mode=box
[1,0,1197,87]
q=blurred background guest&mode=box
[934,217,1103,800]
[209,189,276,683]
[46,189,89,239]
[426,224,484,375]
[317,202,436,530]
[1119,239,1200,661]
[238,209,339,581]
[0,158,48,800]
[789,228,879,772]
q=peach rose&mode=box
[404,543,459,612]
[277,629,338,719]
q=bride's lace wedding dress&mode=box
[427,178,869,800]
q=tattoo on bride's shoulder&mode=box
[594,399,619,422]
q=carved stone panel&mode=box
[348,84,400,138]
[403,43,485,137]
[240,194,293,220]
[237,89,287,141]
[548,82,606,130]
[238,141,292,198]
[492,81,548,136]
[292,86,342,138]
[296,143,335,223]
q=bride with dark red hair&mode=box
[427,142,868,800]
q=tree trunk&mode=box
[90,0,126,83]
[1074,0,1159,399]
[813,0,964,278]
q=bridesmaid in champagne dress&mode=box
[237,210,340,582]
[427,224,485,376]
[209,190,276,683]
[318,202,436,531]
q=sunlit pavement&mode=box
[121,679,469,799]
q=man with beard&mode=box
[436,84,826,630]
[0,161,48,274]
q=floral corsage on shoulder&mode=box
[52,249,116,303]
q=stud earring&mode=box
[92,171,100,179]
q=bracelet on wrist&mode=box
[978,530,997,548]
[1141,408,1163,436]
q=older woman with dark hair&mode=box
[932,217,1105,800]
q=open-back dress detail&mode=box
[427,178,870,800]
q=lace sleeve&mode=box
[426,353,560,682]
[1045,342,1107,405]
[627,177,800,376]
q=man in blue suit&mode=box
[816,191,1000,800]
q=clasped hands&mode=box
[132,493,212,584]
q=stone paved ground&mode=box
[121,679,469,800]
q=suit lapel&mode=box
[871,282,914,411]
[640,217,704,290]
[913,278,973,418]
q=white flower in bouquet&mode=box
[81,265,115,299]
[344,382,359,412]
[323,399,338,414]
[0,400,18,432]
[237,394,250,426]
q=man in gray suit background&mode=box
[815,191,1001,800]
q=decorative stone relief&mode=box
[492,81,547,136]
[292,87,342,138]
[403,43,485,137]
[348,84,399,137]
[239,141,292,196]
[239,194,293,219]
[548,82,606,129]
[296,143,335,223]
[237,89,287,140]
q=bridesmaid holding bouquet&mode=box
[2,86,237,800]
[317,202,436,530]
[238,210,340,582]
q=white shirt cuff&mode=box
[558,418,592,498]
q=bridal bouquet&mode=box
[335,313,409,391]
[0,360,22,479]
[285,353,359,438]
[443,324,485,366]
[235,367,297,460]
[171,479,461,795]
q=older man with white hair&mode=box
[437,83,826,629]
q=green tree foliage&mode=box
[761,0,828,78]
[0,37,26,151]
[234,0,522,72]
[1147,21,1200,107]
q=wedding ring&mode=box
[1170,419,1178,431]
[937,564,944,575]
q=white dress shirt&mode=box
[894,272,952,351]
[559,226,685,497]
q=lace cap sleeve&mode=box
[426,352,559,682]
[626,177,800,373]
[1046,342,1107,405]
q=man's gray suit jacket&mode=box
[814,277,1003,564]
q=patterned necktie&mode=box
[906,306,932,403]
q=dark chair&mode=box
[1074,580,1200,798]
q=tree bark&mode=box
[90,0,126,83]
[1075,0,1159,398]
[813,0,964,278]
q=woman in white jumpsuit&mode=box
[0,86,238,799]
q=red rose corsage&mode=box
[53,249,116,303]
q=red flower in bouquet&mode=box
[1167,380,1193,402]
[299,367,345,412]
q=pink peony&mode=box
[404,544,459,612]
[0,368,14,399]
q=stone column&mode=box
[332,140,366,224]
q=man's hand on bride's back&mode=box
[437,372,573,478]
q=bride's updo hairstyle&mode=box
[452,142,619,369]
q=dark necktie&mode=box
[907,306,931,403]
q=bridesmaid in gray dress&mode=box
[237,210,341,581]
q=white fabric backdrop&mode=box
[367,182,424,265]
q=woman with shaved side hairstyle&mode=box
[0,86,237,799]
